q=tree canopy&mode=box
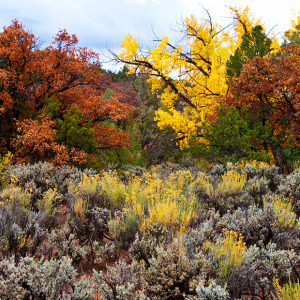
[0,7,299,170]
[114,7,276,147]
[114,6,300,170]
[0,20,133,166]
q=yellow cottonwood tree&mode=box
[284,11,300,44]
[115,7,265,148]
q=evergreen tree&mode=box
[226,25,273,80]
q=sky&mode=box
[0,0,299,70]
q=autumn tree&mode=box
[13,115,87,165]
[0,20,132,166]
[196,23,279,164]
[222,43,300,171]
[284,13,300,45]
[113,7,271,148]
[198,12,299,170]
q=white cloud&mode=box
[0,0,299,61]
[125,0,147,4]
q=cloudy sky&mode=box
[0,0,299,69]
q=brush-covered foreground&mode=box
[0,155,300,299]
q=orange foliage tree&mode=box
[13,116,87,165]
[222,44,300,170]
[0,20,132,165]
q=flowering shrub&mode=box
[0,152,13,188]
[273,278,300,300]
[0,161,299,299]
[203,230,247,286]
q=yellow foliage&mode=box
[192,172,214,196]
[203,230,247,286]
[120,33,139,62]
[108,215,123,240]
[127,169,197,234]
[0,152,13,187]
[0,152,13,170]
[100,170,127,209]
[97,169,198,235]
[70,166,244,236]
[0,186,31,207]
[68,173,103,219]
[193,166,246,197]
[117,7,269,148]
[214,168,246,196]
[284,11,300,43]
[6,234,33,251]
[37,188,58,216]
[73,196,88,220]
[272,196,299,228]
[69,173,101,196]
[18,234,33,250]
[273,278,300,300]
[141,200,178,231]
[229,6,263,47]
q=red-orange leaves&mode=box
[94,124,130,149]
[0,20,132,165]
[76,94,132,122]
[221,44,300,170]
[14,116,87,165]
[110,81,139,107]
[224,44,300,146]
